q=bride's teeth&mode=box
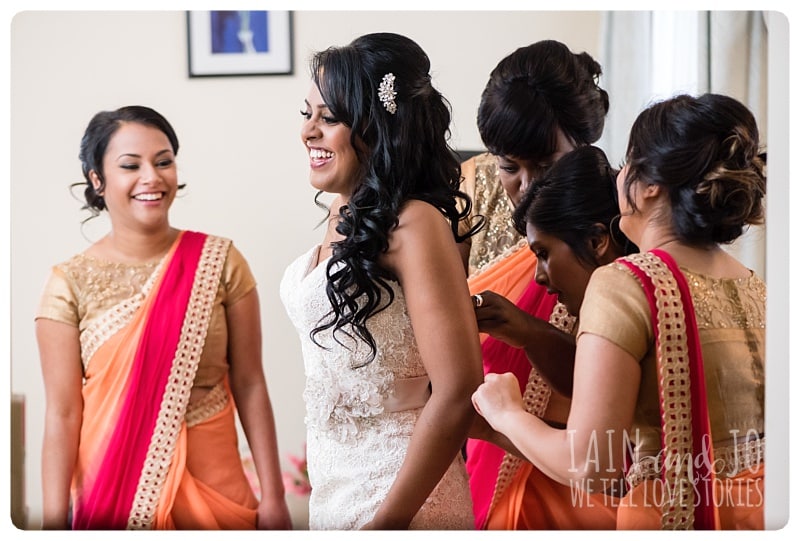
[310,149,334,159]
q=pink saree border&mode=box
[72,232,231,529]
[619,250,719,530]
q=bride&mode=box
[280,32,483,530]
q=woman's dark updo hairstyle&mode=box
[309,32,479,366]
[622,93,766,246]
[512,146,636,267]
[77,105,181,214]
[478,40,609,162]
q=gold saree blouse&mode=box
[35,240,256,388]
[578,263,766,464]
[458,152,523,275]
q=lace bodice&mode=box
[280,245,474,530]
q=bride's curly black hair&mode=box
[309,32,481,367]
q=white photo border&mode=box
[187,11,293,77]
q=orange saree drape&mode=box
[468,245,618,530]
[486,462,617,530]
[466,246,549,528]
[72,231,257,529]
[617,465,764,530]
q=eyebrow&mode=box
[304,98,330,112]
[115,149,173,160]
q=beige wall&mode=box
[9,10,604,528]
[9,8,794,532]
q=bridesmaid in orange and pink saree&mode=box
[473,94,766,530]
[36,106,291,530]
[469,146,630,530]
[457,40,613,530]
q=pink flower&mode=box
[282,444,311,495]
[287,450,308,476]
[283,471,312,496]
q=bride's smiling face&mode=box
[300,83,361,198]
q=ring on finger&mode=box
[473,294,484,308]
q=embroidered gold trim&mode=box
[127,235,231,529]
[185,382,228,428]
[467,155,521,273]
[486,302,576,518]
[548,302,577,336]
[81,256,167,369]
[621,252,696,530]
[715,437,765,477]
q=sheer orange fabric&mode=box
[155,380,259,529]
[617,465,764,530]
[72,232,258,529]
[486,462,617,530]
[468,245,538,339]
[466,247,541,527]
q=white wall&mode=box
[9,10,603,528]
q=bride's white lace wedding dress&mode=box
[280,245,474,530]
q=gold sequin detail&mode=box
[466,153,522,274]
[185,382,228,427]
[58,254,164,371]
[683,270,766,330]
[127,235,231,530]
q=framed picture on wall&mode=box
[187,11,293,77]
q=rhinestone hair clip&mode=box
[378,73,397,114]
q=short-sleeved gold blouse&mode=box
[577,262,766,462]
[35,239,256,388]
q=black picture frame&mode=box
[187,11,293,77]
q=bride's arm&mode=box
[364,200,483,529]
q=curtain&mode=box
[706,12,768,278]
[598,11,768,278]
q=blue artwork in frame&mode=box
[187,11,293,77]
[210,11,269,54]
